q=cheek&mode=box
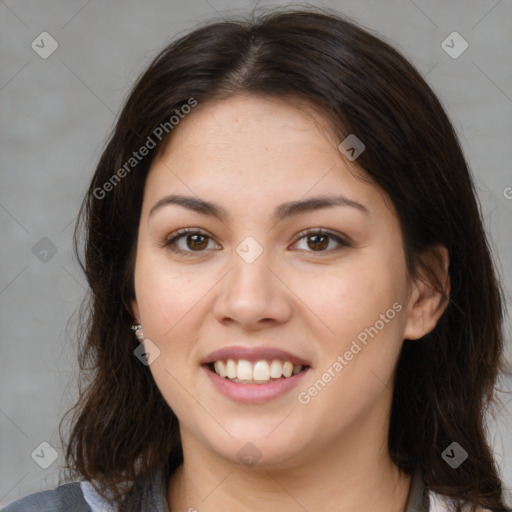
[134,249,207,338]
[300,257,403,343]
[296,295,405,439]
[134,254,206,414]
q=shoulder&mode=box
[1,482,91,512]
[2,470,168,512]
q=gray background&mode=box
[1,0,511,507]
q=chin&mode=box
[202,426,314,470]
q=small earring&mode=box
[131,324,144,340]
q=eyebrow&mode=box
[148,193,370,222]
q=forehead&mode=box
[142,95,392,221]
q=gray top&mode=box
[2,467,429,511]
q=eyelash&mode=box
[163,227,350,257]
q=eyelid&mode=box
[162,227,217,256]
[291,227,350,247]
[163,227,350,255]
[165,227,210,241]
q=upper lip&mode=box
[202,346,311,367]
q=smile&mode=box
[201,345,312,403]
[208,359,306,384]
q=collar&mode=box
[404,467,429,512]
[157,467,429,512]
[82,466,429,511]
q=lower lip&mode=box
[203,365,310,404]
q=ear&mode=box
[403,245,450,341]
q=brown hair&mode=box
[59,7,511,511]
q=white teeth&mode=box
[283,361,293,378]
[236,360,252,380]
[226,359,237,379]
[214,360,225,377]
[210,358,304,383]
[270,360,283,378]
[253,361,270,381]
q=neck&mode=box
[167,418,412,512]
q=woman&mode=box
[3,7,510,512]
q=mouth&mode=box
[205,359,310,384]
[201,346,311,391]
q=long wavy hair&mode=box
[59,7,511,511]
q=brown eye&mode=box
[164,228,220,256]
[185,234,209,251]
[163,227,349,257]
[292,229,350,254]
[306,234,330,251]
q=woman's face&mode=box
[131,95,427,469]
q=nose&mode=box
[213,245,292,330]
